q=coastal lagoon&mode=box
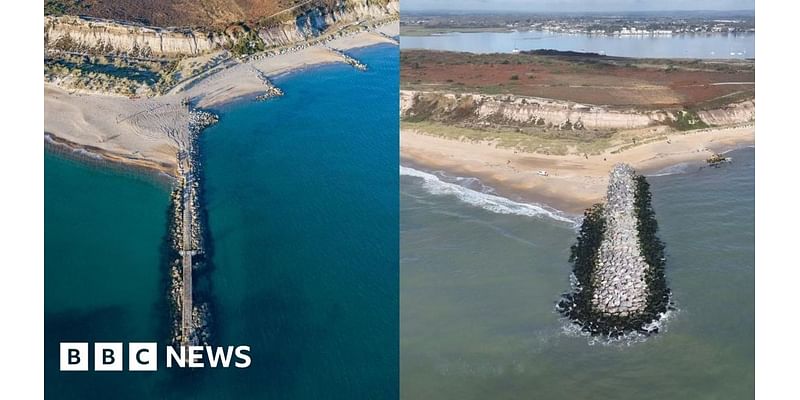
[401,31,755,59]
[45,44,398,399]
[400,147,754,399]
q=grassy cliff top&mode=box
[401,49,754,110]
[44,0,356,28]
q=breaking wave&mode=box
[400,165,577,225]
[647,162,692,177]
[559,307,679,347]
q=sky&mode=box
[402,0,755,12]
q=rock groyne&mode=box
[326,47,368,71]
[168,108,217,346]
[252,67,285,101]
[557,163,671,337]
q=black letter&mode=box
[136,349,150,365]
[68,349,80,365]
[102,349,115,365]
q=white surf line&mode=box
[400,165,578,225]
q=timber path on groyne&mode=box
[172,106,217,346]
[178,151,196,346]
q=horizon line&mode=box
[401,9,755,14]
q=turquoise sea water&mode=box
[45,44,398,399]
[401,31,755,59]
[44,153,173,398]
[400,147,754,399]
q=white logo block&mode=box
[94,343,123,371]
[129,343,158,371]
[60,343,88,371]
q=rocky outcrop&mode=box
[557,164,671,337]
[45,16,228,57]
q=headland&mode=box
[45,0,399,176]
[400,50,754,214]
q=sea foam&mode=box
[647,162,692,177]
[400,165,577,225]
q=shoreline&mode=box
[44,21,399,177]
[45,133,176,178]
[400,124,754,214]
[202,41,398,112]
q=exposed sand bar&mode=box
[45,85,188,173]
[44,21,399,174]
[401,124,754,214]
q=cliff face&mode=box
[258,0,398,48]
[401,90,754,131]
[400,90,667,130]
[44,1,399,57]
[697,100,755,126]
[45,16,229,57]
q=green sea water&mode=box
[400,147,754,399]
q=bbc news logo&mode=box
[60,343,251,371]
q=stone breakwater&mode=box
[326,47,368,71]
[252,68,285,101]
[168,108,217,346]
[557,163,671,337]
[592,164,649,316]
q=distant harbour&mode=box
[401,30,754,58]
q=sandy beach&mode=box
[44,21,399,175]
[401,124,754,214]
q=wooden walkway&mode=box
[179,157,195,346]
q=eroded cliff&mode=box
[401,90,754,131]
[44,0,399,58]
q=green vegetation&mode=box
[231,31,266,56]
[44,53,178,96]
[45,0,89,16]
[402,121,617,156]
[670,110,709,131]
